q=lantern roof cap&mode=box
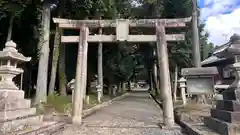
[0,40,31,63]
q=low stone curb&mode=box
[82,92,129,118]
[176,119,203,135]
[44,92,129,123]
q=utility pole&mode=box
[192,0,201,67]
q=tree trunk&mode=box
[28,68,32,98]
[156,23,174,127]
[108,84,112,95]
[148,69,153,91]
[34,4,51,105]
[59,44,67,96]
[121,82,124,92]
[153,48,160,95]
[48,26,60,95]
[127,81,131,91]
[48,0,65,95]
[7,13,14,42]
[86,73,92,94]
[173,65,178,102]
[152,70,159,96]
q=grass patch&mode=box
[46,92,72,113]
[39,90,127,114]
[87,94,98,105]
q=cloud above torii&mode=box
[199,0,240,45]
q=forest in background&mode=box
[0,0,214,104]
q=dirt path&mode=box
[55,92,185,135]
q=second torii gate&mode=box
[53,17,191,127]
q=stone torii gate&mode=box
[53,17,191,127]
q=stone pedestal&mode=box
[0,41,64,134]
[204,63,240,135]
[0,90,43,134]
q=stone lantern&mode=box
[96,84,101,103]
[0,40,63,135]
[178,77,187,105]
[203,34,240,135]
[0,41,31,91]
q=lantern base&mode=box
[0,89,25,99]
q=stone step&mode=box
[211,109,240,123]
[0,99,31,110]
[222,88,237,100]
[216,100,240,111]
[0,115,43,134]
[0,108,36,121]
[204,116,240,135]
[10,121,65,135]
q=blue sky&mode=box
[197,0,240,45]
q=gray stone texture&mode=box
[204,89,240,135]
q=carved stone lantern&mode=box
[0,41,31,90]
[96,84,101,103]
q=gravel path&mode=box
[55,92,185,135]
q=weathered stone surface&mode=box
[0,108,36,121]
[14,122,65,135]
[210,109,240,123]
[0,90,25,100]
[181,67,218,76]
[0,115,43,134]
[216,100,240,111]
[0,98,31,110]
[204,116,240,135]
[222,88,239,101]
[178,121,220,135]
[0,41,63,135]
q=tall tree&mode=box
[0,0,29,41]
[35,1,51,105]
[48,0,66,95]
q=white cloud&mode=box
[199,0,240,45]
[204,8,240,45]
[200,0,236,21]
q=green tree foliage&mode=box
[0,0,212,96]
